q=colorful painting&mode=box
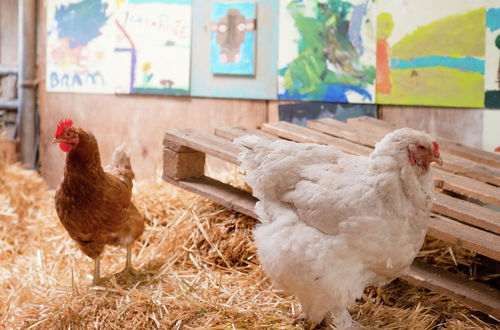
[485,6,500,108]
[376,0,486,108]
[279,102,377,127]
[46,0,116,93]
[113,0,191,95]
[278,0,376,103]
[190,0,278,99]
[210,2,256,75]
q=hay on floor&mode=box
[0,159,498,329]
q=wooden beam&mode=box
[214,126,279,142]
[0,99,17,110]
[428,214,500,261]
[261,121,372,156]
[348,116,500,169]
[402,260,500,319]
[164,128,243,164]
[434,169,500,207]
[0,65,17,75]
[432,193,500,235]
[162,175,258,219]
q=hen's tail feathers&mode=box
[234,135,269,172]
[107,143,135,185]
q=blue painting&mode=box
[279,102,377,127]
[210,2,256,75]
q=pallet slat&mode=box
[402,260,500,319]
[0,65,17,75]
[347,116,500,169]
[0,99,17,110]
[428,214,500,261]
[215,126,279,142]
[432,193,500,235]
[163,175,257,218]
[164,129,243,164]
[261,121,372,156]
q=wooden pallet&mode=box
[162,120,500,319]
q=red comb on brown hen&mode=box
[55,119,73,137]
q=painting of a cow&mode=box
[210,2,256,75]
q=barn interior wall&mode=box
[32,0,485,188]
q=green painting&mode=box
[376,0,486,108]
[278,0,376,103]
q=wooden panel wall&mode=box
[379,106,484,148]
[0,0,18,66]
[0,0,18,100]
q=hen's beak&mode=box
[431,155,443,166]
[52,138,64,144]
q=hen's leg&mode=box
[124,245,134,272]
[116,245,136,277]
[92,257,101,285]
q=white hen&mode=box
[236,128,442,329]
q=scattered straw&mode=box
[0,157,497,329]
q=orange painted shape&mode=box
[376,39,392,94]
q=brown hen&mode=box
[53,119,144,284]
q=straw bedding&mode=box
[0,159,498,329]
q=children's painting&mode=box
[376,0,486,108]
[210,1,256,75]
[46,0,116,93]
[483,110,500,152]
[485,6,500,108]
[279,102,377,127]
[278,0,376,103]
[113,0,192,95]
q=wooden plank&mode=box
[348,116,500,169]
[0,65,17,75]
[432,193,500,235]
[260,121,372,156]
[434,169,500,207]
[214,126,279,142]
[0,99,17,110]
[428,214,500,261]
[164,129,244,165]
[308,118,500,203]
[162,175,258,219]
[308,118,381,147]
[402,260,500,319]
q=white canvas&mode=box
[46,0,116,94]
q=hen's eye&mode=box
[418,145,425,150]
